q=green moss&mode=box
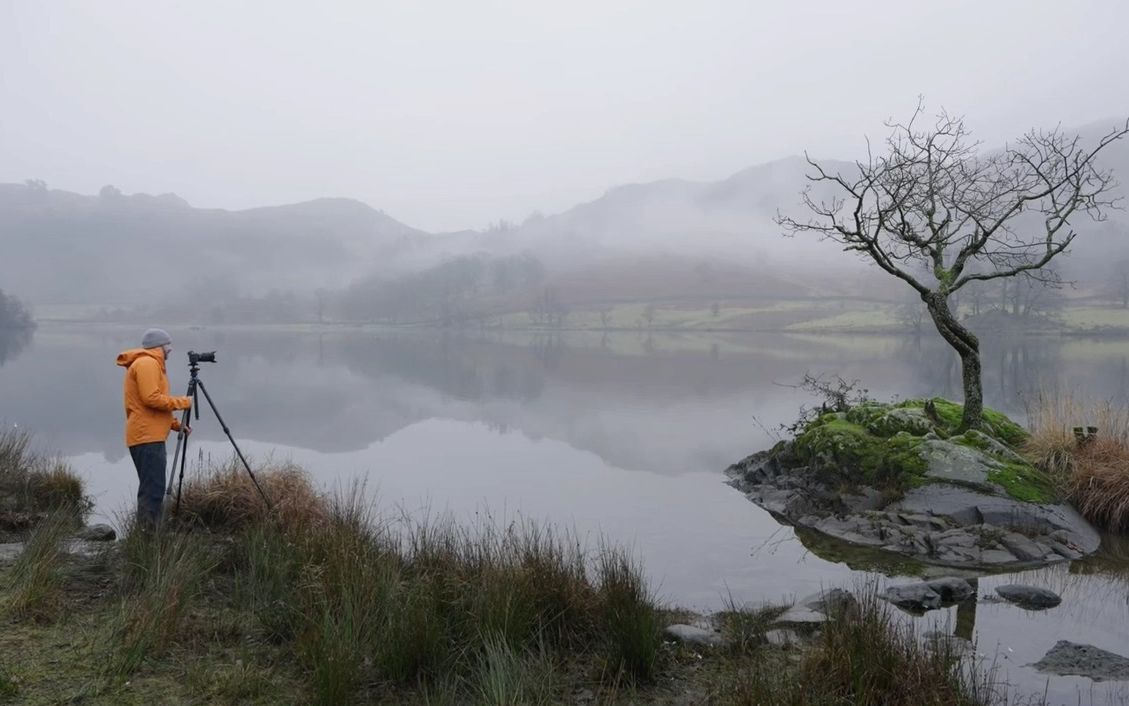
[981,408,1028,446]
[789,399,1044,502]
[985,463,1057,504]
[791,417,927,491]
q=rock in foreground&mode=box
[726,399,1100,570]
[1033,641,1129,681]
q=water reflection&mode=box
[0,328,32,366]
[3,325,1129,702]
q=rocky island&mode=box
[726,398,1100,569]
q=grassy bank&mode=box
[0,453,1019,704]
[0,428,89,534]
[1026,393,1129,532]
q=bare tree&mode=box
[642,302,657,328]
[778,103,1128,430]
[598,307,612,328]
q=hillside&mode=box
[3,118,1127,319]
[0,184,424,304]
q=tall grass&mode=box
[175,458,328,534]
[595,545,661,682]
[1,506,77,620]
[104,523,215,680]
[198,467,663,704]
[0,428,89,526]
[722,587,1002,706]
[1024,391,1129,531]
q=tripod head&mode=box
[185,351,216,417]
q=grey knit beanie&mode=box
[141,328,172,349]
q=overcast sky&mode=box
[2,1,1127,232]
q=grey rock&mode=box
[882,577,974,612]
[0,542,22,562]
[76,524,116,542]
[764,629,799,646]
[800,587,857,616]
[999,532,1048,562]
[979,549,1017,564]
[1033,640,1129,681]
[960,430,1026,464]
[841,487,885,513]
[995,584,1062,609]
[774,605,827,625]
[926,577,976,603]
[663,624,724,648]
[918,439,1000,486]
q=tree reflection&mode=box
[0,328,32,366]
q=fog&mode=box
[4,1,1129,231]
[2,2,1129,322]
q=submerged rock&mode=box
[995,584,1062,609]
[725,398,1100,570]
[1033,641,1129,681]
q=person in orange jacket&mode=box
[116,328,193,528]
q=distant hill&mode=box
[0,184,424,304]
[3,117,1126,316]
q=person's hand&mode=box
[181,426,192,437]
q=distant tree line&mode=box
[339,253,547,325]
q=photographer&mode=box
[116,328,193,528]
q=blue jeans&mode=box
[129,441,166,528]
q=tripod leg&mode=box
[174,383,198,515]
[194,379,272,509]
[162,386,195,523]
[165,407,191,498]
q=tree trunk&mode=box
[923,291,983,431]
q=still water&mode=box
[2,324,1129,703]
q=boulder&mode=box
[663,624,724,648]
[917,439,998,486]
[1032,641,1129,681]
[725,399,1102,571]
[995,584,1062,609]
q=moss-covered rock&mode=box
[783,398,1050,503]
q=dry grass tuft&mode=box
[0,428,90,529]
[175,459,329,534]
[1024,391,1129,531]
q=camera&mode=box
[188,350,217,364]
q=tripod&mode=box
[165,354,271,515]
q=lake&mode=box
[3,324,1129,703]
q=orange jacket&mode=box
[117,348,192,447]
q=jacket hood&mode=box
[117,347,165,368]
